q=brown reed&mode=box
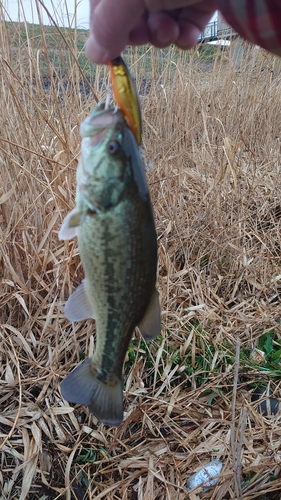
[1,4,281,499]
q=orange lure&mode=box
[109,56,142,145]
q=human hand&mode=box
[86,0,219,64]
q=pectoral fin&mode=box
[64,280,96,321]
[59,208,85,240]
[138,288,161,341]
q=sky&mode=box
[3,0,90,29]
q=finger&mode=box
[148,11,180,46]
[86,0,144,63]
[176,1,218,49]
[144,0,205,13]
[129,15,151,45]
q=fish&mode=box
[59,101,160,427]
[109,56,142,145]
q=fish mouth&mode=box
[90,109,121,129]
[82,106,125,147]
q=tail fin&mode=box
[60,358,124,427]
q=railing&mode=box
[198,21,217,41]
[218,27,235,38]
[198,20,235,42]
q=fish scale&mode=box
[79,200,156,379]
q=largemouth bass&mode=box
[59,102,160,427]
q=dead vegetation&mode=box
[1,5,281,500]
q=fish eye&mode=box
[108,140,121,156]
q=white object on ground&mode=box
[186,459,223,491]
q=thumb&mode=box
[86,0,145,64]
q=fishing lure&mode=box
[109,56,142,145]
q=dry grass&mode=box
[1,4,281,499]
